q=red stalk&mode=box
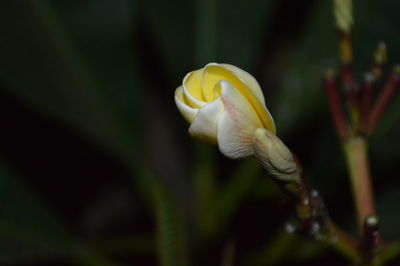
[368,67,400,131]
[323,72,349,140]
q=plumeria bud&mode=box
[253,128,300,183]
[333,0,353,33]
[174,63,275,159]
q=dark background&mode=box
[1,0,400,265]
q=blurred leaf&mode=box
[92,234,154,257]
[274,1,336,136]
[289,239,327,263]
[248,176,281,201]
[221,240,236,266]
[216,0,277,68]
[0,1,140,163]
[376,183,400,241]
[153,180,189,266]
[0,162,115,265]
[243,230,300,266]
[196,158,265,242]
[53,0,141,124]
[194,145,218,241]
[141,0,196,78]
[375,242,400,265]
[141,0,277,78]
[0,0,154,207]
[194,0,217,64]
[0,162,72,263]
[216,159,262,234]
[244,230,328,266]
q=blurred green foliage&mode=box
[1,0,400,265]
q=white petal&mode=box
[188,97,224,144]
[204,62,220,68]
[203,63,276,133]
[217,81,264,159]
[221,63,266,105]
[175,86,198,123]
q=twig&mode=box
[362,215,381,264]
[368,66,400,131]
[359,73,375,134]
[323,71,349,140]
[343,137,376,234]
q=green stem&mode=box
[343,137,376,235]
[375,242,400,265]
[325,220,360,260]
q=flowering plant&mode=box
[175,0,400,263]
[174,1,400,264]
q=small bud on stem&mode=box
[372,42,387,78]
[362,215,381,263]
[333,0,357,112]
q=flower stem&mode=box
[325,220,360,260]
[323,71,349,140]
[368,66,400,132]
[343,137,376,235]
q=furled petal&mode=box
[175,86,198,123]
[183,70,206,108]
[217,81,264,159]
[202,63,223,102]
[203,64,276,133]
[221,63,266,105]
[188,96,224,144]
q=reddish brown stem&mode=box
[343,137,376,234]
[338,31,361,124]
[342,64,355,90]
[363,215,381,249]
[338,31,355,90]
[323,72,349,140]
[362,215,382,264]
[368,67,400,131]
[338,31,353,65]
[359,73,375,133]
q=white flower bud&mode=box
[175,63,275,159]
